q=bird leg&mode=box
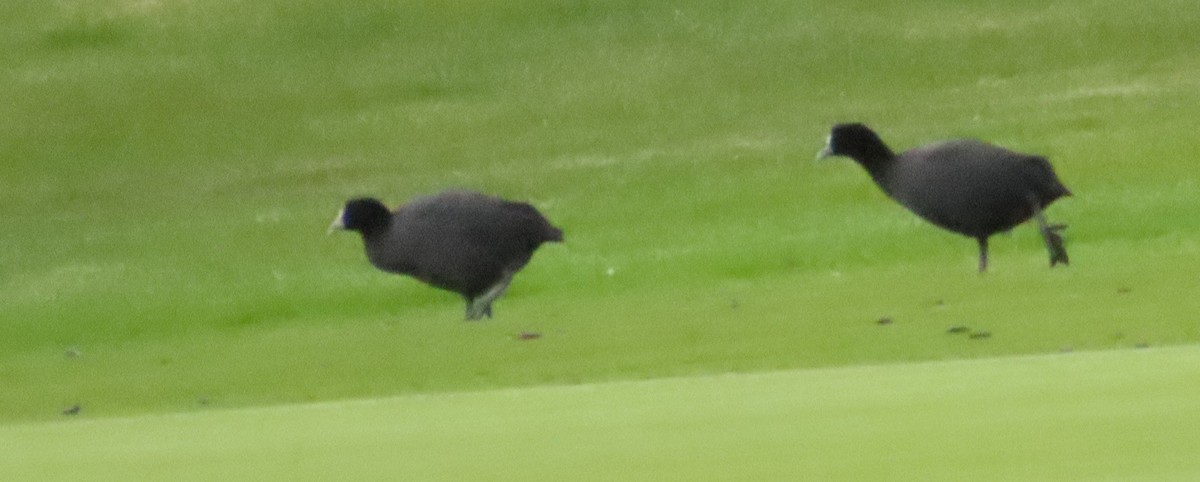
[977,237,989,273]
[1032,203,1069,268]
[465,275,514,321]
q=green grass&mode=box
[2,0,1200,477]
[4,346,1200,481]
[5,247,1198,422]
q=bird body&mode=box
[873,140,1069,240]
[818,123,1070,271]
[331,190,562,319]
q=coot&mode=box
[817,123,1070,272]
[330,190,563,319]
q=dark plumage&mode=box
[817,123,1071,272]
[330,190,563,320]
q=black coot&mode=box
[817,123,1070,272]
[330,190,563,319]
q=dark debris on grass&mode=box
[968,331,992,340]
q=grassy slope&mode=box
[2,0,1199,423]
[4,346,1200,481]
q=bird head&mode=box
[329,197,391,235]
[816,123,892,163]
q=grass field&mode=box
[5,346,1200,481]
[2,0,1200,479]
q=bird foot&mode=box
[465,278,510,320]
[1041,224,1069,267]
[465,302,493,321]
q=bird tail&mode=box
[545,225,564,243]
[511,202,563,243]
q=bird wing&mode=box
[389,192,557,296]
[891,141,1051,236]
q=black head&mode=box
[330,197,392,235]
[817,123,895,164]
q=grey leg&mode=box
[977,237,989,273]
[465,274,514,321]
[1032,204,1069,268]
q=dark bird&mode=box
[330,190,563,320]
[817,123,1070,272]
